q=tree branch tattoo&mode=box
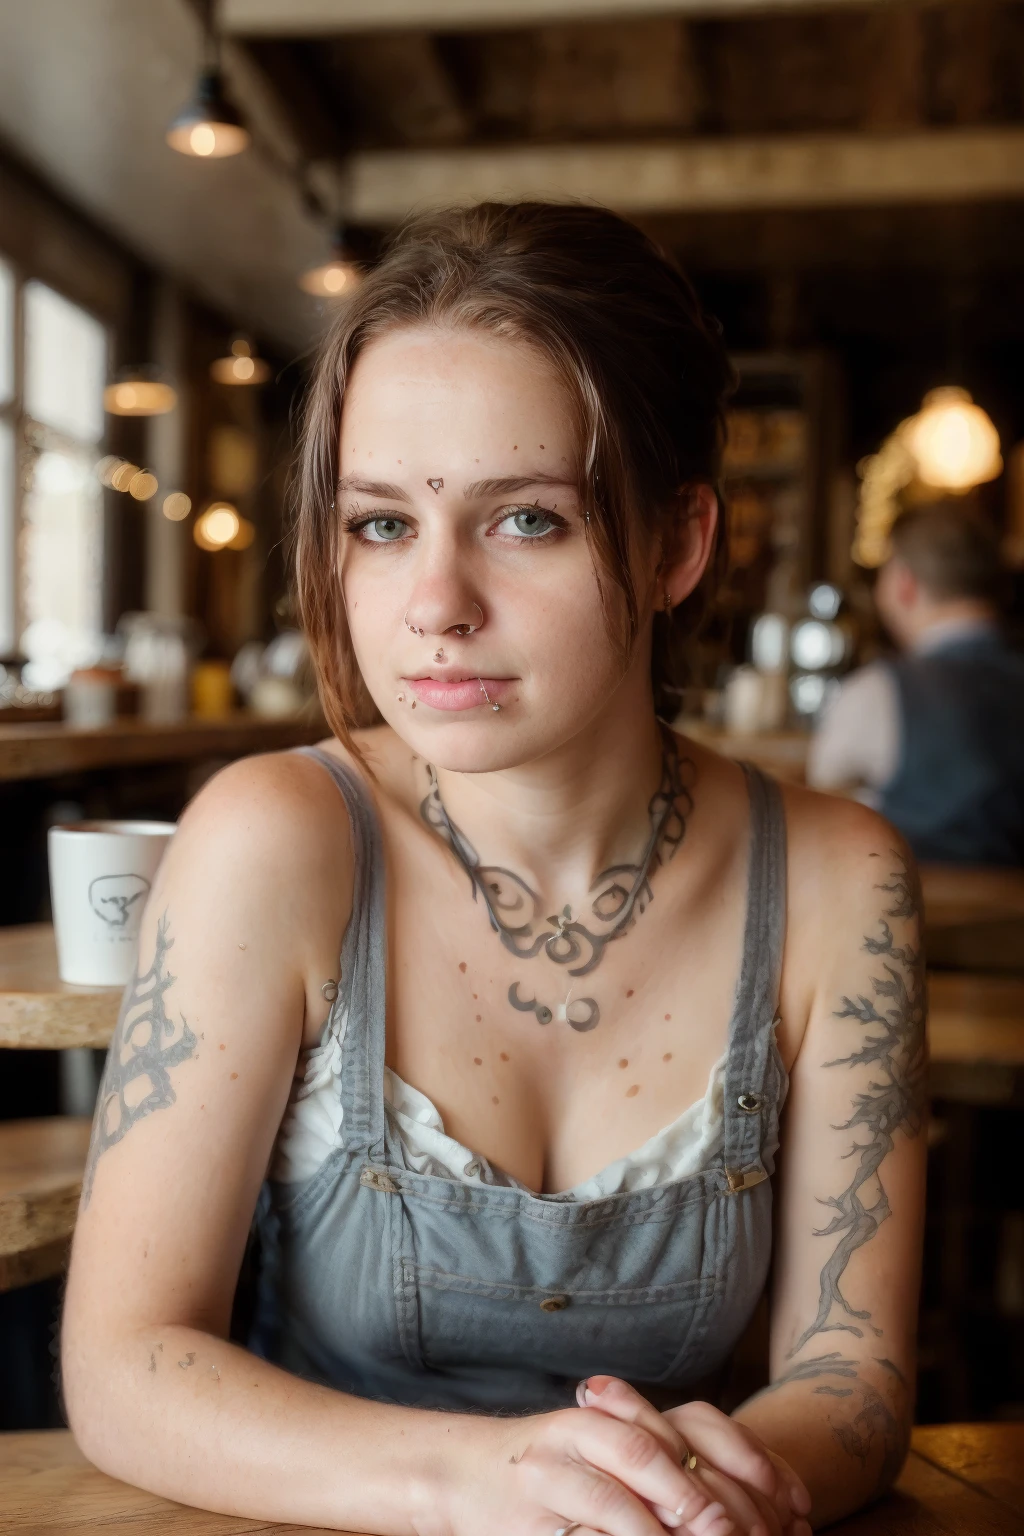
[790,854,925,1356]
[420,727,695,1031]
[759,1353,909,1496]
[82,913,197,1207]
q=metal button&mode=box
[737,1093,763,1114]
[359,1166,399,1193]
[463,1160,481,1178]
[539,1294,569,1312]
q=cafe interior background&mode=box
[1,0,1023,1436]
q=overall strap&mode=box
[296,746,388,1159]
[722,763,788,1192]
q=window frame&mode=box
[0,251,110,660]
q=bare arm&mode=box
[735,814,927,1525]
[62,751,453,1532]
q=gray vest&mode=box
[250,747,788,1413]
[881,632,1024,866]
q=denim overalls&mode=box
[252,746,788,1414]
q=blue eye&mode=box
[500,507,557,538]
[363,517,408,542]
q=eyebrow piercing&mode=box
[404,611,425,636]
[478,679,501,713]
[427,477,443,493]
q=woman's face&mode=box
[337,324,654,772]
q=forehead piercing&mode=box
[434,648,446,663]
[427,477,443,493]
[478,679,501,713]
[404,611,425,636]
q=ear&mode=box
[660,484,719,611]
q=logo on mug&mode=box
[88,873,151,929]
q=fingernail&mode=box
[575,1378,589,1407]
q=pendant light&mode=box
[905,387,1002,491]
[103,367,176,417]
[210,337,270,385]
[299,225,363,297]
[166,2,249,159]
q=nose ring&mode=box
[404,611,425,637]
[452,602,485,638]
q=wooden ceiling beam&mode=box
[220,0,898,38]
[342,127,1024,222]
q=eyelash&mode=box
[339,503,568,548]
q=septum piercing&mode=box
[478,679,501,713]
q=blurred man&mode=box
[808,504,1024,865]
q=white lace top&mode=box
[271,997,727,1199]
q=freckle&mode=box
[200,1104,205,1109]
[664,1013,671,1021]
[663,1052,673,1062]
[513,444,518,450]
[500,1051,509,1061]
[474,1057,482,1065]
[492,1096,499,1105]
[472,992,478,999]
[626,1084,640,1098]
[626,989,634,998]
[618,1058,628,1068]
[476,1014,482,1022]
[219,1043,226,1051]
[230,1072,238,1080]
[539,444,545,449]
[459,961,467,973]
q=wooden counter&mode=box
[1,1423,1021,1533]
[0,714,325,783]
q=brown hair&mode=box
[292,201,734,750]
[889,502,1005,605]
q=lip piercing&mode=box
[396,693,405,702]
[434,648,446,663]
[478,679,501,713]
[404,611,425,636]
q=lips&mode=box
[403,674,514,712]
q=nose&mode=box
[403,541,486,639]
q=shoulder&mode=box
[153,746,359,952]
[776,784,920,1045]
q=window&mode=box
[0,267,108,679]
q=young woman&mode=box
[62,204,926,1536]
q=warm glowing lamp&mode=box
[103,370,177,417]
[194,502,241,551]
[299,225,363,297]
[210,338,271,385]
[166,70,249,158]
[163,492,192,522]
[905,387,1002,491]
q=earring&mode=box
[663,585,673,616]
[404,611,425,637]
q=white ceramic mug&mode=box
[48,820,177,986]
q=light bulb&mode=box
[190,123,217,157]
[906,387,1002,491]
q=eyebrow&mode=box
[335,476,411,503]
[463,474,578,499]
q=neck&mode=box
[905,598,996,646]
[429,682,668,901]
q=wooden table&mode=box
[0,1117,90,1291]
[0,713,325,783]
[0,1423,1020,1533]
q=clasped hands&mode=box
[575,1375,812,1536]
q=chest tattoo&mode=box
[420,728,695,1030]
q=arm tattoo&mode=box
[790,851,926,1357]
[82,913,197,1207]
[759,1353,909,1496]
